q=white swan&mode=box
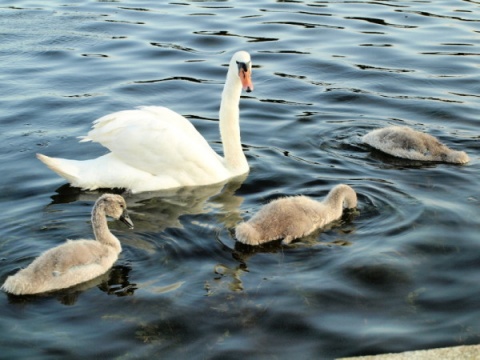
[1,194,134,295]
[235,184,357,246]
[362,126,469,164]
[37,51,254,194]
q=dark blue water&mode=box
[1,1,479,359]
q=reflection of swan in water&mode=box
[49,173,247,234]
[210,263,248,293]
[362,126,469,164]
[5,265,137,305]
[212,218,356,293]
[235,184,357,245]
[36,51,253,193]
[2,194,134,295]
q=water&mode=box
[0,0,479,358]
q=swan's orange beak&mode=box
[239,68,254,93]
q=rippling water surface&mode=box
[1,0,479,358]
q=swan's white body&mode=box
[1,194,133,295]
[362,126,469,164]
[37,51,254,194]
[236,184,357,245]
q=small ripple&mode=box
[355,64,414,73]
[149,42,199,53]
[263,20,343,30]
[81,53,108,58]
[355,181,425,239]
[193,30,278,43]
[450,91,480,99]
[400,10,480,22]
[345,16,418,28]
[118,7,150,12]
[420,51,480,56]
[63,93,102,98]
[104,19,145,25]
[258,49,310,55]
[134,76,209,84]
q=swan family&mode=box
[2,50,471,294]
[2,194,133,295]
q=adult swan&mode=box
[37,51,254,194]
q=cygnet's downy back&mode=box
[235,184,357,246]
[362,126,469,164]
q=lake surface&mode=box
[0,0,479,359]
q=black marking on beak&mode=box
[120,210,134,229]
[236,60,253,93]
[236,60,250,72]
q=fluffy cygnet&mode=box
[235,184,357,246]
[1,194,133,295]
[362,126,469,164]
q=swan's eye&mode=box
[236,61,249,72]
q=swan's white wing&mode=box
[80,106,227,180]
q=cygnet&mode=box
[235,184,357,245]
[362,126,469,164]
[1,194,133,295]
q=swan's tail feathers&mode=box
[36,153,80,185]
[1,273,34,295]
[447,150,470,164]
[235,222,263,246]
[78,135,92,143]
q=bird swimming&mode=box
[37,51,254,194]
[362,126,469,164]
[1,194,133,295]
[235,184,357,246]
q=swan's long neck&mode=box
[323,185,358,217]
[91,203,122,253]
[219,65,248,175]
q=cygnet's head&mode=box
[231,51,253,93]
[444,150,470,164]
[97,194,134,229]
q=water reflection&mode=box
[2,0,479,357]
[210,263,248,293]
[365,148,442,169]
[345,16,418,28]
[5,265,137,306]
[210,209,358,293]
[48,173,247,232]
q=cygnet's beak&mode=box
[120,210,134,229]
